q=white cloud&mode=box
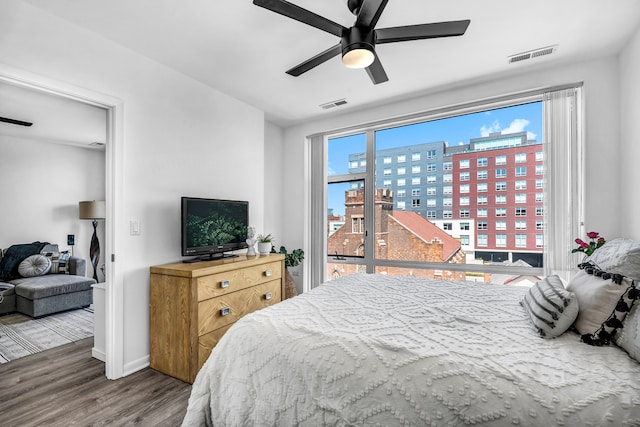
[503,118,530,134]
[480,120,501,137]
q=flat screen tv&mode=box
[181,197,249,262]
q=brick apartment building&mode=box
[327,188,466,280]
[450,132,544,267]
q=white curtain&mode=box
[543,86,584,281]
[305,134,326,290]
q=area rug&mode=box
[0,306,93,363]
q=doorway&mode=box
[0,65,123,379]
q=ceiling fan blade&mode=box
[253,0,346,37]
[365,54,388,85]
[355,0,389,28]
[286,44,342,76]
[0,116,33,127]
[375,20,470,44]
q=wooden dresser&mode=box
[149,254,285,383]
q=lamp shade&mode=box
[341,26,375,69]
[342,47,375,68]
[79,201,106,220]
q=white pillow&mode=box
[18,254,51,277]
[585,238,640,280]
[521,275,579,338]
[566,269,637,345]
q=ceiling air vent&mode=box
[508,45,557,64]
[319,98,348,110]
[90,142,106,147]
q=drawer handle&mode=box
[264,269,273,277]
[220,307,231,316]
[220,280,230,289]
[264,292,272,300]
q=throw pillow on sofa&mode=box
[18,254,52,277]
[0,242,49,281]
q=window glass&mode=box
[326,101,547,282]
[330,134,366,176]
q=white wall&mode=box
[0,136,105,277]
[0,0,269,374]
[263,121,284,246]
[620,26,640,240]
[281,55,626,286]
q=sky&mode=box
[327,101,543,216]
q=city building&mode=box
[346,131,543,266]
[327,188,466,280]
[348,141,448,217]
[450,132,544,266]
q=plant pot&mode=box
[257,242,271,255]
[284,269,298,299]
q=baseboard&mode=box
[123,354,150,377]
[92,347,106,362]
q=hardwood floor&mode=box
[0,338,192,426]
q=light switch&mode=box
[130,220,140,235]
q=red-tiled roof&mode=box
[390,211,462,261]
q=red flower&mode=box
[572,232,606,256]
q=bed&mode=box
[181,273,640,426]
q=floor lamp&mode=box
[79,200,105,282]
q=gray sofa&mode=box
[0,243,96,317]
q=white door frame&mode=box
[0,63,124,379]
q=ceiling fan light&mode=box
[342,47,375,69]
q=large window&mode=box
[316,86,583,288]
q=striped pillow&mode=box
[521,275,580,338]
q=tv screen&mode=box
[181,197,249,261]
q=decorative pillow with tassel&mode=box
[567,264,639,346]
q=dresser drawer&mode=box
[198,323,233,372]
[198,279,282,336]
[197,261,282,301]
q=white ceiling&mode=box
[3,0,640,143]
[0,81,107,148]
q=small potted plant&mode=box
[257,233,274,255]
[272,245,304,299]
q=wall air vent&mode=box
[508,45,558,64]
[319,98,348,110]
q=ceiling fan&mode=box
[253,0,470,84]
[0,116,33,127]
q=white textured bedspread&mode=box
[182,274,640,426]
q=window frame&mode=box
[312,85,583,290]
